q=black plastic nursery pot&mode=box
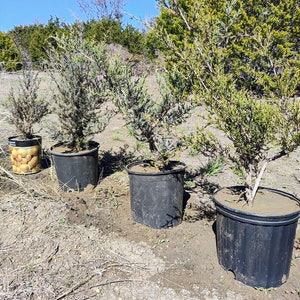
[49,141,100,192]
[8,135,42,174]
[126,160,186,229]
[214,186,300,289]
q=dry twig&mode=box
[55,262,124,300]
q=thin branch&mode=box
[251,160,268,202]
[251,150,288,201]
[173,0,214,74]
[173,0,191,31]
[55,273,97,300]
[55,262,125,300]
[91,278,133,288]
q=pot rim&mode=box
[8,134,42,141]
[8,135,42,148]
[126,160,186,176]
[48,141,100,157]
[214,185,300,220]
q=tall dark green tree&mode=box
[9,17,67,67]
[154,0,300,96]
[84,18,147,55]
[0,31,21,71]
[121,24,146,54]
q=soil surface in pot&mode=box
[129,161,184,173]
[215,188,300,215]
[51,143,98,154]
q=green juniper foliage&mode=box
[154,0,300,205]
[45,26,116,152]
[0,32,21,71]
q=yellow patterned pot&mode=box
[8,135,42,174]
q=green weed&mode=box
[202,157,224,176]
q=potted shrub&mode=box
[45,27,116,191]
[111,59,191,228]
[154,0,300,288]
[6,59,48,174]
[196,88,300,289]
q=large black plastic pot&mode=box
[214,186,300,288]
[8,135,42,174]
[126,160,186,229]
[49,141,100,192]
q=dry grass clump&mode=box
[0,163,164,299]
[0,196,120,299]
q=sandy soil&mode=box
[0,72,300,300]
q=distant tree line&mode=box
[1,0,298,85]
[0,16,159,71]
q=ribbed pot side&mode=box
[49,141,100,192]
[126,160,186,229]
[214,186,300,288]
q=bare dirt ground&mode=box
[0,72,300,300]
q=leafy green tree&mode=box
[121,24,146,55]
[10,25,34,53]
[9,17,67,67]
[86,18,123,44]
[84,19,147,55]
[0,31,21,71]
[1,14,149,68]
[155,0,300,96]
[144,28,163,59]
[28,30,46,64]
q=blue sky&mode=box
[0,0,159,32]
